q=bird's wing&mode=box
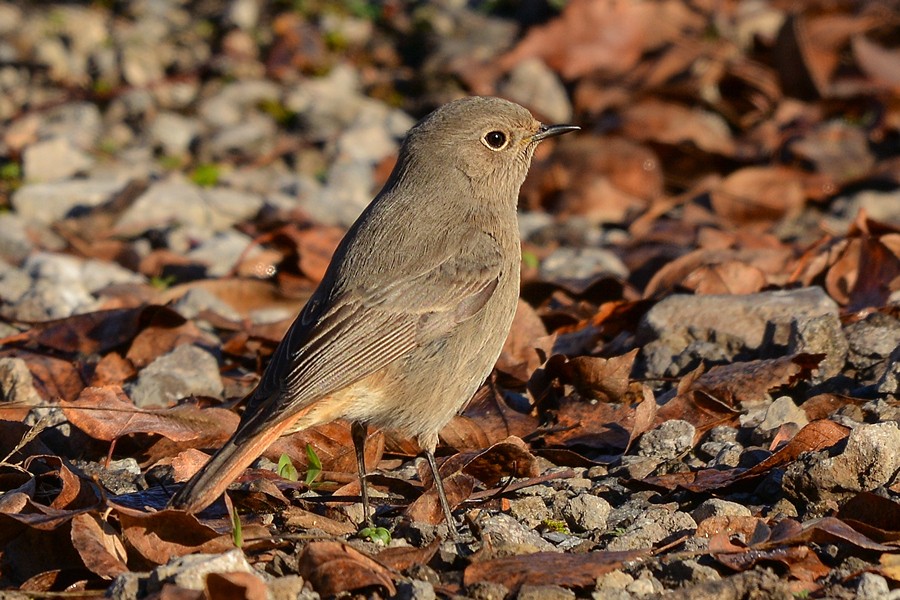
[236,230,505,438]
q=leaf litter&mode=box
[0,0,899,597]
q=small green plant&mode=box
[159,155,184,170]
[304,443,323,486]
[1,162,21,183]
[277,453,299,481]
[540,519,569,534]
[521,249,540,269]
[149,274,177,290]
[359,526,391,544]
[190,163,221,187]
[231,506,243,548]
[258,98,296,126]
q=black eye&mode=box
[483,131,507,149]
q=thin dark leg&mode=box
[351,421,372,526]
[425,449,457,535]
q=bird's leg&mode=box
[425,449,457,537]
[351,421,372,527]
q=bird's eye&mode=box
[482,130,508,150]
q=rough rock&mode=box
[691,498,752,524]
[12,178,129,225]
[147,549,258,591]
[23,136,94,182]
[560,492,611,532]
[128,344,224,407]
[783,422,900,516]
[638,287,840,379]
[0,357,43,405]
[637,420,695,460]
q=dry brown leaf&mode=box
[836,492,900,543]
[710,167,805,224]
[464,550,647,592]
[116,506,238,567]
[853,35,900,87]
[205,571,268,600]
[69,513,128,579]
[405,472,475,526]
[0,349,85,403]
[498,0,700,80]
[272,422,384,475]
[687,354,825,407]
[621,100,736,156]
[61,386,239,444]
[298,540,396,596]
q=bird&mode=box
[168,96,579,528]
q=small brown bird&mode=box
[169,96,578,526]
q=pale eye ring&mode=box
[482,130,508,150]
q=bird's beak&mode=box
[531,123,580,142]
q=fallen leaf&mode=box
[70,513,128,579]
[464,550,647,591]
[61,386,239,444]
[299,541,396,596]
[405,472,475,525]
[205,571,268,600]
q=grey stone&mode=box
[186,229,256,278]
[758,396,808,432]
[314,159,377,227]
[617,455,662,479]
[106,570,144,600]
[637,419,695,460]
[517,584,575,600]
[500,58,573,124]
[468,581,510,600]
[23,252,143,293]
[128,344,224,408]
[23,136,94,182]
[784,422,900,515]
[691,498,752,524]
[638,287,840,379]
[150,111,202,157]
[855,572,890,600]
[594,570,634,591]
[539,246,628,282]
[199,79,281,129]
[0,357,42,406]
[0,214,34,262]
[475,512,558,555]
[37,102,103,149]
[561,493,611,533]
[605,508,696,551]
[12,178,128,224]
[228,0,261,30]
[147,549,257,592]
[170,288,243,322]
[114,178,264,236]
[9,279,97,321]
[395,579,436,600]
[508,495,551,529]
[845,312,900,383]
[876,346,900,396]
[787,313,848,381]
[710,442,743,468]
[207,113,277,159]
[625,573,664,597]
[284,65,412,142]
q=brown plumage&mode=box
[168,96,578,527]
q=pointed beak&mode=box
[531,123,580,142]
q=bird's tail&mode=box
[168,416,298,513]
